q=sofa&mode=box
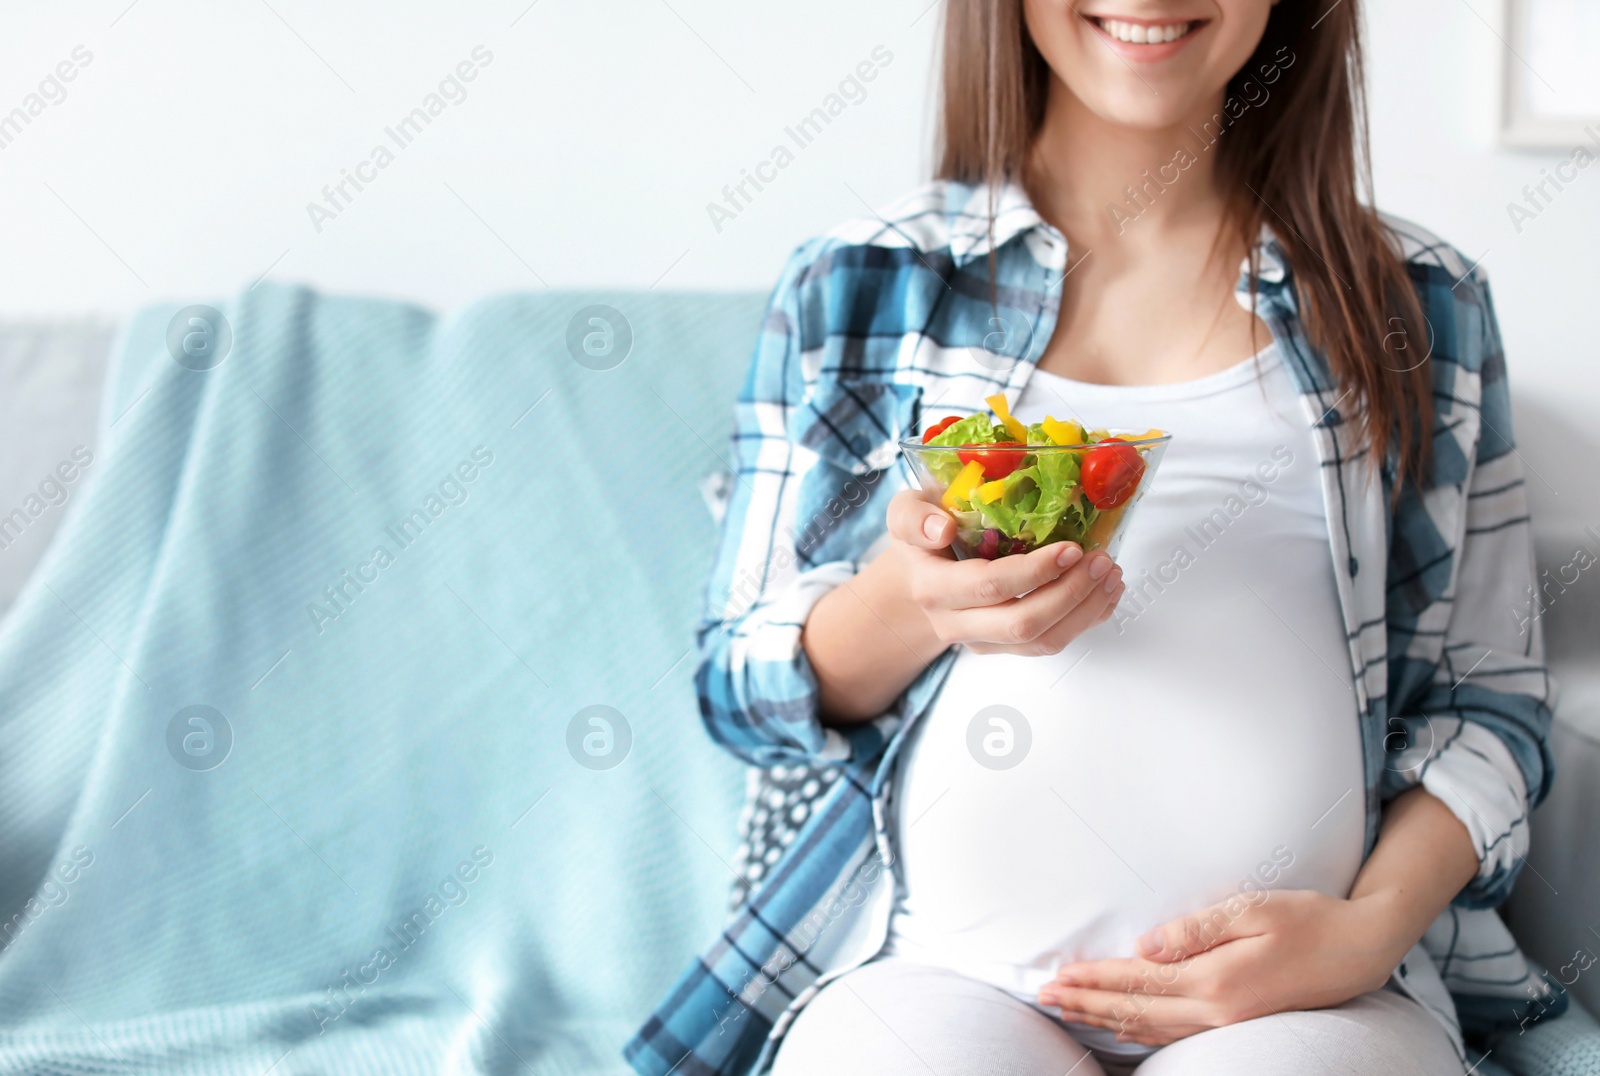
[0,290,1593,1074]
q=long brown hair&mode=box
[935,0,1432,491]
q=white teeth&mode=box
[1095,18,1192,44]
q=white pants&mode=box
[771,958,1464,1075]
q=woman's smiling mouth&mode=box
[1082,13,1208,60]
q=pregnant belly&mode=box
[887,590,1367,999]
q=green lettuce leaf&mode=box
[1048,498,1097,545]
[926,413,1004,448]
[1011,450,1082,544]
[972,495,1021,535]
[921,450,967,488]
[959,451,1081,544]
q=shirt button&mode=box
[1349,557,1359,577]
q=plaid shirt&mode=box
[626,180,1561,1075]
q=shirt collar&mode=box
[1249,226,1289,285]
[946,179,1291,294]
[946,180,1052,267]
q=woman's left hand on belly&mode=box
[1034,889,1403,1047]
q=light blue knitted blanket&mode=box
[0,284,758,1074]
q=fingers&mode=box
[1035,985,1213,1040]
[888,488,1126,653]
[887,492,1085,592]
[956,552,1115,646]
[1050,957,1164,994]
[927,541,1085,611]
[1022,562,1125,652]
[887,490,954,550]
[1135,901,1262,962]
[1048,1005,1191,1047]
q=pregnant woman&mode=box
[628,1,1555,1074]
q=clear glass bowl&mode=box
[898,432,1172,560]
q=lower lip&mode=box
[1085,19,1204,62]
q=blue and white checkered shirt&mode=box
[626,179,1560,1075]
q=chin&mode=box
[1088,91,1205,132]
[1071,79,1213,133]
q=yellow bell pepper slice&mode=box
[975,478,1007,504]
[941,460,986,509]
[1041,416,1085,446]
[984,393,1028,442]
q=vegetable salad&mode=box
[915,394,1164,558]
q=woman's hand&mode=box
[886,489,1125,656]
[1033,789,1481,1046]
[806,489,1124,721]
[1035,889,1407,1046]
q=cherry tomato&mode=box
[921,415,961,443]
[1081,437,1145,509]
[956,442,1025,479]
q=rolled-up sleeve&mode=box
[694,239,872,768]
[1383,278,1557,908]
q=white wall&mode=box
[0,0,938,309]
[2,0,1595,524]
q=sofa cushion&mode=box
[1506,661,1600,1018]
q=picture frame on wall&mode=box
[1501,0,1600,147]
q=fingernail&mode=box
[1104,568,1122,594]
[1056,544,1083,568]
[1136,931,1164,957]
[1088,557,1112,580]
[1056,973,1078,986]
[923,516,944,542]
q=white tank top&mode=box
[885,345,1365,1058]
